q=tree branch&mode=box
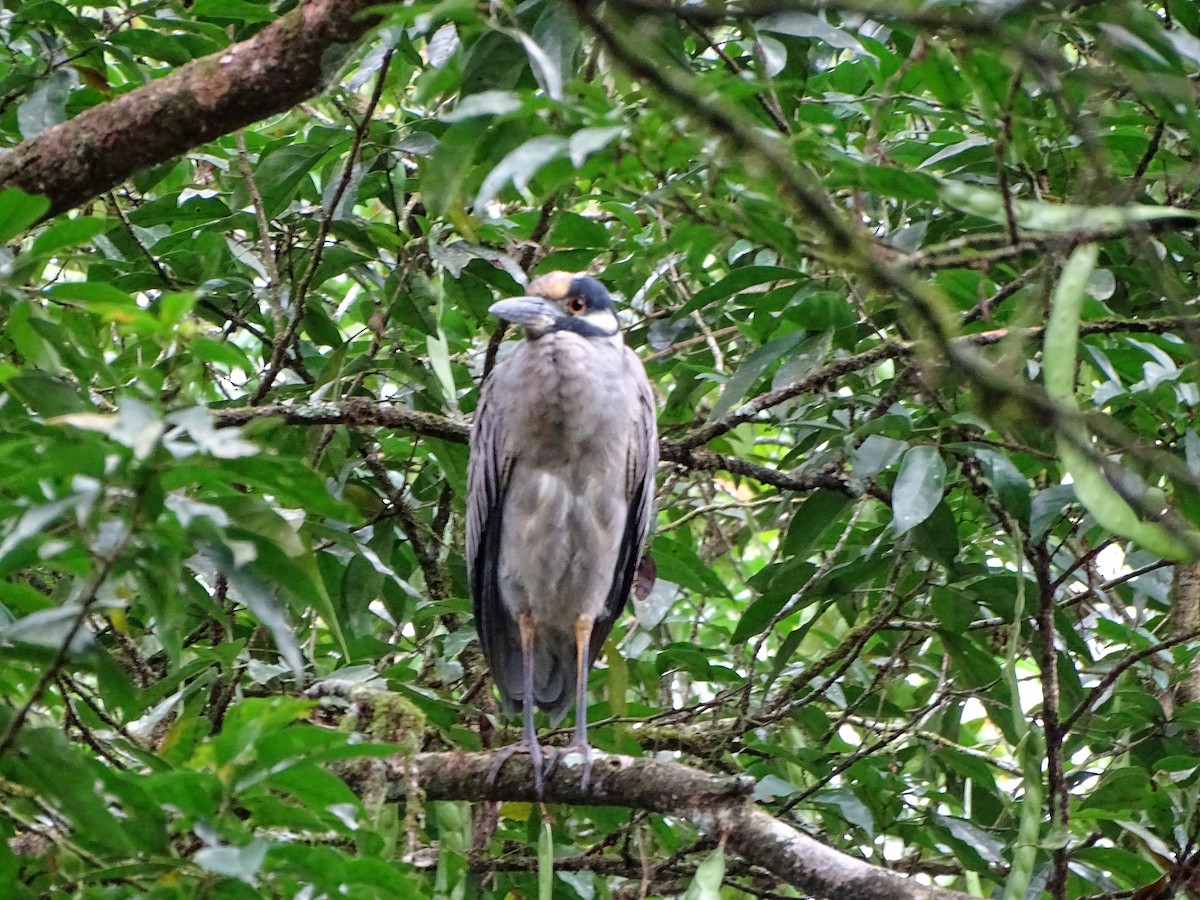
[0,0,384,219]
[213,398,469,443]
[393,750,974,900]
[604,0,1048,37]
[211,310,1200,499]
[1061,625,1200,734]
[666,343,903,452]
[210,400,875,498]
[668,316,1200,452]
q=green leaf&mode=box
[5,371,88,415]
[568,126,624,167]
[1079,767,1152,814]
[426,331,456,404]
[432,802,470,900]
[250,143,331,219]
[194,839,270,881]
[442,90,523,121]
[474,135,568,209]
[190,0,276,21]
[929,586,977,632]
[1029,483,1075,541]
[204,543,306,683]
[678,267,802,316]
[0,189,51,242]
[7,728,138,855]
[731,578,808,644]
[47,282,158,331]
[508,26,563,100]
[972,446,1031,525]
[1043,245,1199,559]
[757,11,866,54]
[943,632,1002,689]
[109,28,199,65]
[538,821,553,900]
[30,217,109,256]
[651,536,731,597]
[17,69,71,139]
[941,181,1200,232]
[813,787,875,837]
[1072,847,1162,888]
[912,500,959,569]
[708,331,805,423]
[780,490,851,558]
[892,445,947,534]
[934,813,1006,867]
[852,435,906,479]
[683,848,725,900]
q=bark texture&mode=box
[393,750,974,900]
[1169,563,1200,731]
[0,0,383,218]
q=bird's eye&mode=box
[566,296,586,315]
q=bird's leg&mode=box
[567,614,596,793]
[485,611,548,798]
[521,610,547,797]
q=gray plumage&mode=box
[466,271,657,793]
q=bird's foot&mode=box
[547,741,593,794]
[485,741,554,798]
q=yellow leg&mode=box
[519,612,546,796]
[485,611,547,798]
[573,614,595,792]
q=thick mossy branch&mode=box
[0,0,384,218]
[392,750,973,900]
[310,683,427,826]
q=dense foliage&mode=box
[4,0,1200,896]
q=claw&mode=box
[550,742,593,794]
[486,740,553,797]
[579,744,593,794]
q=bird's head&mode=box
[489,271,619,339]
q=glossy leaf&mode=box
[892,445,947,535]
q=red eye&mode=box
[567,296,586,314]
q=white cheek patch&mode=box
[580,309,618,332]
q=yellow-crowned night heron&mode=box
[467,271,657,796]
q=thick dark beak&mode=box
[489,297,561,331]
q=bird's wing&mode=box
[589,350,658,666]
[466,368,517,688]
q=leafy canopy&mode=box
[3,0,1200,897]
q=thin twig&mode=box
[250,49,394,404]
[0,526,134,758]
[1062,626,1200,733]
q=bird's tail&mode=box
[489,616,576,726]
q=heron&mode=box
[466,271,657,797]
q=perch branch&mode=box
[394,750,973,900]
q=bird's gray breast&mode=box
[492,331,640,625]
